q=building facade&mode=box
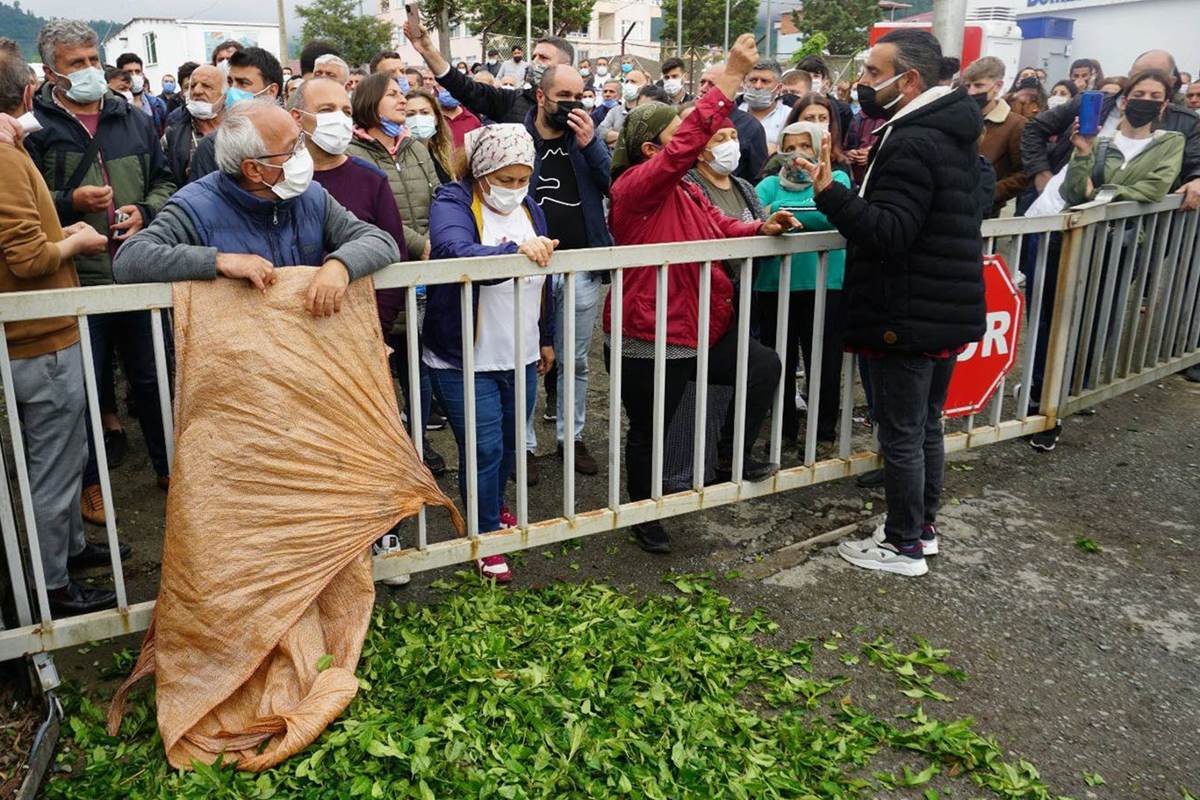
[102,18,282,86]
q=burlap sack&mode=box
[107,269,462,770]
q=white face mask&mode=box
[622,82,640,102]
[705,139,741,175]
[1047,94,1070,110]
[595,66,609,77]
[811,77,824,94]
[663,77,683,96]
[130,74,145,94]
[303,109,354,155]
[54,65,106,104]
[407,113,437,140]
[18,111,42,135]
[484,178,528,214]
[256,146,314,200]
[120,90,134,102]
[582,97,595,110]
[187,98,217,120]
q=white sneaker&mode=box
[839,534,929,577]
[374,533,411,586]
[870,522,939,556]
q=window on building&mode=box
[143,32,158,65]
[598,12,615,39]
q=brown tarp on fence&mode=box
[107,270,462,770]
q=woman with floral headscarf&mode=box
[424,124,559,582]
[754,121,852,456]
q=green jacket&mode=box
[754,170,850,292]
[346,133,441,261]
[1062,130,1185,206]
[24,84,176,286]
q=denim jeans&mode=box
[867,353,956,547]
[431,363,537,534]
[526,272,602,451]
[386,333,433,447]
[11,343,87,590]
[82,310,170,486]
[755,289,845,442]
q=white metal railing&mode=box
[0,197,1197,664]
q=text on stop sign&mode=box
[958,311,1012,361]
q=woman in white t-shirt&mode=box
[424,124,559,583]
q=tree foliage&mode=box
[0,1,122,66]
[296,0,395,68]
[791,31,828,64]
[419,0,596,41]
[660,0,758,52]
[792,0,882,56]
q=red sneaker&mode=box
[477,555,513,583]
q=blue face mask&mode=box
[395,75,411,94]
[437,89,460,109]
[620,63,632,74]
[163,81,176,93]
[225,86,265,108]
[380,117,406,137]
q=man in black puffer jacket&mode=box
[804,29,986,577]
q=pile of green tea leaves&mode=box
[45,574,1073,800]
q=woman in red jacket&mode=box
[604,34,798,554]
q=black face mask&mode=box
[970,91,990,110]
[1123,98,1163,128]
[513,55,524,63]
[856,72,905,120]
[778,91,800,106]
[546,99,583,131]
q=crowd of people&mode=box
[1,17,1198,610]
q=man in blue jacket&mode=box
[409,20,613,480]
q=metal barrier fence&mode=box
[0,196,1197,667]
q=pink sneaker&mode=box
[499,507,518,528]
[477,554,513,583]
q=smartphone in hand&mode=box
[405,3,421,33]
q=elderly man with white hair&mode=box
[162,64,225,185]
[312,53,351,89]
[113,99,400,317]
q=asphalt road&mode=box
[30,365,1200,799]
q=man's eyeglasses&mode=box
[255,130,307,162]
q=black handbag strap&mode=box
[64,133,103,194]
[1091,139,1109,189]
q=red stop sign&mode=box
[944,254,1023,418]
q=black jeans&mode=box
[867,353,956,547]
[619,329,781,502]
[756,290,844,442]
[82,310,170,485]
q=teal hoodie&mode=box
[753,169,850,292]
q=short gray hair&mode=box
[314,53,350,82]
[37,19,99,71]
[214,99,272,176]
[751,59,783,79]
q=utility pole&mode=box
[765,0,772,58]
[548,0,553,35]
[676,0,683,57]
[276,0,288,67]
[723,0,730,53]
[932,0,967,70]
[525,0,532,58]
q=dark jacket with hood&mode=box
[24,84,176,287]
[1021,91,1200,184]
[814,87,987,353]
[437,62,533,125]
[523,109,614,250]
